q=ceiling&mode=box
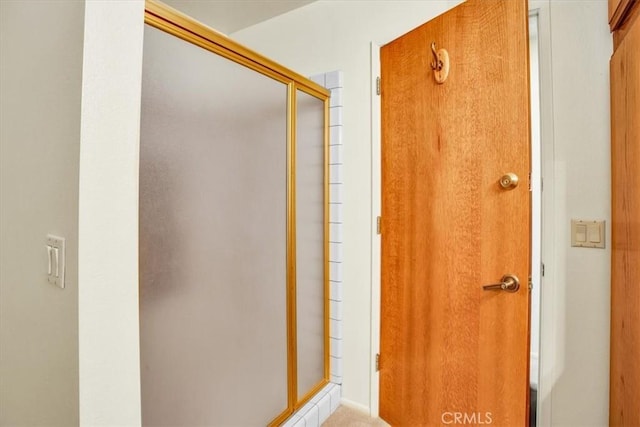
[161,0,317,34]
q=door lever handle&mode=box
[483,274,520,293]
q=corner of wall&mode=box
[77,1,145,425]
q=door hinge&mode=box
[541,262,545,277]
[376,353,380,371]
[376,76,381,95]
[528,171,532,192]
[376,216,382,235]
[541,177,544,192]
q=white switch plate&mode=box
[571,220,605,249]
[46,235,65,288]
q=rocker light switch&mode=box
[46,235,65,288]
[588,223,601,243]
[571,220,605,249]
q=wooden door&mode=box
[380,1,531,426]
[610,11,640,427]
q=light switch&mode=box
[47,246,53,275]
[588,224,601,243]
[46,235,65,289]
[571,220,605,249]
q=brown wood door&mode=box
[610,12,640,427]
[380,1,531,426]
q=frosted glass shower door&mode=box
[139,25,288,426]
[296,90,328,401]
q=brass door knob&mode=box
[499,173,519,189]
[483,274,520,293]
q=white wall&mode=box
[77,1,145,425]
[545,1,612,425]
[0,1,84,425]
[233,1,613,424]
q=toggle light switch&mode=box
[46,235,65,288]
[571,220,605,249]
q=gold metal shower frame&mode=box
[144,1,331,425]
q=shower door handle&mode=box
[483,274,520,292]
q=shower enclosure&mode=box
[138,2,329,425]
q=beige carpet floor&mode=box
[322,406,389,426]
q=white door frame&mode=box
[368,3,555,425]
[369,41,382,419]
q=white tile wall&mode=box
[329,386,341,413]
[325,72,343,90]
[329,204,342,224]
[329,261,343,282]
[329,88,342,108]
[330,281,342,302]
[329,243,343,262]
[330,338,343,357]
[330,356,343,377]
[329,223,343,242]
[329,107,343,128]
[282,414,302,427]
[330,126,342,146]
[325,71,344,386]
[329,165,342,184]
[330,319,343,340]
[329,183,343,203]
[329,300,342,321]
[329,145,343,165]
[283,70,344,426]
[303,405,320,427]
[318,393,332,424]
[284,383,342,427]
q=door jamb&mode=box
[529,2,556,426]
[368,3,556,423]
[369,41,382,418]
